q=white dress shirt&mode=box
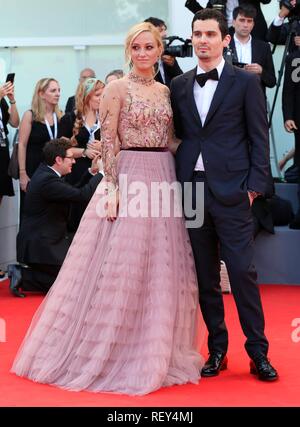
[48,165,61,177]
[234,34,252,65]
[193,58,225,171]
[158,59,166,84]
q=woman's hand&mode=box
[90,153,101,174]
[6,82,15,102]
[87,139,102,152]
[0,82,13,99]
[106,185,119,222]
[19,171,30,192]
[284,120,298,133]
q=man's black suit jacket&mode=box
[282,51,300,125]
[155,59,183,88]
[170,62,270,205]
[229,37,276,92]
[17,163,103,266]
[282,50,300,165]
[65,95,75,113]
[185,0,271,41]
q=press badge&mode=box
[0,128,6,147]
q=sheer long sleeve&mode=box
[164,86,181,155]
[99,81,122,187]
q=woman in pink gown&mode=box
[11,22,204,395]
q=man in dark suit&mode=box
[14,138,103,295]
[229,5,276,94]
[170,9,278,381]
[282,50,300,228]
[185,0,271,41]
[267,1,300,54]
[144,17,183,88]
[65,68,96,113]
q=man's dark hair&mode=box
[43,138,73,166]
[144,17,167,29]
[105,69,124,82]
[192,9,229,39]
[232,5,257,21]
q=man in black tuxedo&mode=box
[229,5,276,94]
[282,50,300,228]
[170,9,278,381]
[144,17,183,88]
[185,0,271,41]
[15,139,103,294]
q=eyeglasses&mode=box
[64,155,75,160]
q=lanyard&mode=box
[0,107,4,129]
[44,113,58,140]
[0,107,6,141]
[84,113,100,143]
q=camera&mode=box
[209,0,227,13]
[185,0,227,15]
[280,0,300,11]
[163,36,193,58]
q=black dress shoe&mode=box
[201,352,228,377]
[250,355,278,381]
[7,264,25,298]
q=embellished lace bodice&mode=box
[100,72,174,186]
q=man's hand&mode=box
[279,0,296,18]
[245,63,263,75]
[284,119,298,132]
[294,36,300,47]
[161,54,175,67]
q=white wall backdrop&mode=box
[0,0,294,269]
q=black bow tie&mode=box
[196,68,219,87]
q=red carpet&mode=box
[0,279,299,407]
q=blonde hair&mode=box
[72,79,105,146]
[31,78,63,123]
[125,22,164,70]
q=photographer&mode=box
[267,0,300,53]
[144,17,183,87]
[282,50,300,228]
[229,5,276,94]
[185,0,271,41]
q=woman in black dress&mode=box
[59,78,104,230]
[17,78,63,220]
[0,81,20,277]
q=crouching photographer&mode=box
[144,17,184,87]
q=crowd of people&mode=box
[2,1,300,395]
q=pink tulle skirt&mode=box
[11,150,204,395]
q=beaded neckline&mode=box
[128,72,155,86]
